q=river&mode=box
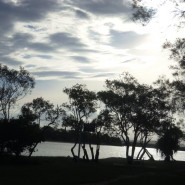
[31,141,185,161]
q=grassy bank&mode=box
[1,157,185,185]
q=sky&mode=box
[0,0,181,106]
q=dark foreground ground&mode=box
[0,156,185,185]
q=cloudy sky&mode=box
[0,0,180,105]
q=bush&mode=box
[0,119,42,157]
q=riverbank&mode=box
[1,156,185,185]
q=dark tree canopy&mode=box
[63,84,97,129]
[63,84,97,160]
[0,118,41,157]
[98,72,171,161]
[156,123,183,161]
[21,97,55,126]
[20,97,65,157]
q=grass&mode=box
[0,156,185,185]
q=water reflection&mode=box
[33,141,185,161]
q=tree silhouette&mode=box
[63,84,97,161]
[98,72,170,163]
[91,109,113,161]
[22,97,54,126]
[0,118,41,157]
[156,123,183,161]
[0,64,35,120]
[21,97,64,157]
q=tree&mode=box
[20,97,64,157]
[163,39,185,109]
[156,122,183,161]
[63,84,97,161]
[91,109,113,161]
[132,0,156,25]
[160,39,185,136]
[98,73,141,161]
[134,84,171,160]
[0,64,35,120]
[150,74,185,162]
[21,97,54,126]
[0,118,41,157]
[131,1,185,159]
[98,72,170,162]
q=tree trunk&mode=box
[137,136,151,160]
[139,148,146,160]
[82,144,89,161]
[146,149,154,160]
[95,132,100,162]
[126,144,129,158]
[131,134,138,159]
[95,145,100,162]
[28,125,53,157]
[89,143,94,161]
[71,142,78,161]
[29,142,38,157]
[136,148,143,159]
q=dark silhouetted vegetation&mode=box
[156,122,183,161]
[1,1,185,184]
[98,72,172,163]
[0,118,42,157]
[62,84,99,161]
[20,97,65,157]
[0,63,184,163]
[42,127,122,146]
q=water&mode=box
[32,141,185,161]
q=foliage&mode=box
[163,38,185,65]
[0,118,42,157]
[132,0,185,27]
[92,109,113,134]
[162,38,185,115]
[132,0,156,25]
[63,84,97,160]
[132,1,185,138]
[0,63,184,162]
[98,72,171,161]
[21,97,65,156]
[63,84,97,131]
[156,123,183,161]
[42,127,122,146]
[0,64,35,120]
[21,97,54,125]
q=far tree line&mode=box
[0,46,185,163]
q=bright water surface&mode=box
[32,141,185,161]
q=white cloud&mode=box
[0,0,175,104]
